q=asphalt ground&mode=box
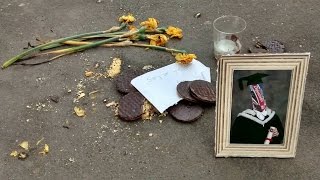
[0,0,319,179]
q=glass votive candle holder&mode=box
[213,15,246,60]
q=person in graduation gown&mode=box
[230,73,284,144]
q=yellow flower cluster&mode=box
[175,53,197,64]
[140,18,158,30]
[166,26,183,38]
[119,14,136,23]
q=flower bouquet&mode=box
[1,14,197,69]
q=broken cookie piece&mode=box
[106,58,122,78]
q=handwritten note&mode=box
[131,60,211,113]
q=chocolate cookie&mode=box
[169,102,203,122]
[118,91,145,121]
[177,81,198,103]
[189,80,216,104]
[115,69,143,94]
[264,40,285,53]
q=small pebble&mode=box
[149,133,153,137]
[194,13,201,18]
[50,95,60,103]
[69,158,75,163]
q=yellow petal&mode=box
[10,150,19,157]
[19,141,29,150]
[166,26,183,38]
[175,53,197,64]
[128,25,137,31]
[106,58,122,78]
[146,34,168,46]
[149,40,157,46]
[119,14,136,23]
[39,144,49,155]
[140,18,159,30]
[74,106,85,117]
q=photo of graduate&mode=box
[230,72,288,144]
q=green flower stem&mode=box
[84,27,166,38]
[130,43,187,54]
[40,27,165,51]
[40,33,125,51]
[59,39,186,54]
[104,23,127,33]
[40,36,128,51]
[2,23,127,69]
[81,31,130,39]
[60,40,133,48]
[45,27,146,58]
[145,27,166,34]
[39,43,64,51]
[82,28,165,39]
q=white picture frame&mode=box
[215,53,310,158]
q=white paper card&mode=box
[131,60,211,113]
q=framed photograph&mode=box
[215,53,310,158]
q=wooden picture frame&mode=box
[215,53,310,158]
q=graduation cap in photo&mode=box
[238,73,269,90]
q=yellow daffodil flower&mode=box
[146,34,168,46]
[175,53,197,64]
[140,18,158,30]
[166,26,183,38]
[119,14,136,23]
